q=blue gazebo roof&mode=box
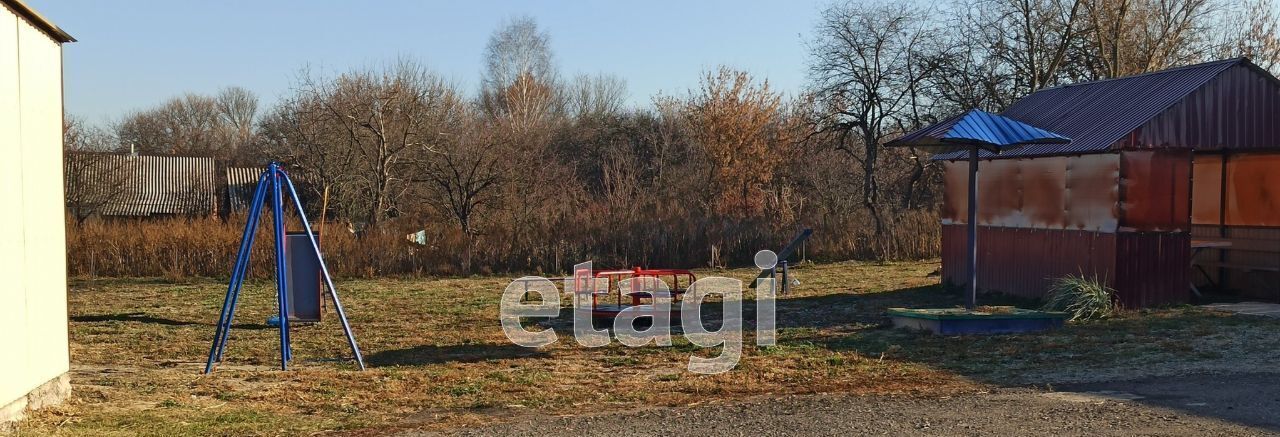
[887,109,1070,153]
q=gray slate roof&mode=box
[65,153,217,216]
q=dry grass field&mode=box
[14,260,1280,436]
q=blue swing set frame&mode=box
[203,162,365,373]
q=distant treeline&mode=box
[64,0,1277,275]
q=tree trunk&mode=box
[901,152,925,210]
[862,133,886,259]
[462,233,475,274]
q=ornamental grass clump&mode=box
[1043,274,1115,321]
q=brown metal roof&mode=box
[933,58,1279,160]
[3,0,74,43]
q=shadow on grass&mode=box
[773,285,1280,432]
[72,312,199,326]
[72,312,277,330]
[539,285,970,335]
[770,284,973,329]
[366,344,548,367]
[491,280,1280,431]
[227,322,275,330]
[541,282,1280,431]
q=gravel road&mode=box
[416,372,1280,436]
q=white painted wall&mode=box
[0,4,69,408]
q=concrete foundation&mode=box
[0,373,70,431]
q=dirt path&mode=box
[415,372,1280,436]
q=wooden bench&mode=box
[1195,260,1280,273]
[1193,238,1280,290]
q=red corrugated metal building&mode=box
[932,58,1280,307]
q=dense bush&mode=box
[64,209,940,279]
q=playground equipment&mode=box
[580,267,695,319]
[203,162,365,373]
[750,228,812,293]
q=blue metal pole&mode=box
[280,170,366,370]
[215,209,261,361]
[269,163,292,369]
[967,146,979,311]
[205,170,271,374]
[214,171,271,362]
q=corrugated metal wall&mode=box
[941,227,1188,307]
[942,225,1117,299]
[1,4,71,407]
[1115,232,1190,307]
[941,154,1121,301]
[940,151,1194,307]
[1118,68,1277,306]
[1113,151,1192,307]
[1124,64,1280,151]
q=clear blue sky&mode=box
[27,0,826,125]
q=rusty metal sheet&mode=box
[1120,150,1191,231]
[1225,153,1280,226]
[941,160,967,224]
[975,159,1024,226]
[1020,157,1068,228]
[942,154,1119,232]
[1191,154,1223,225]
[1063,154,1120,232]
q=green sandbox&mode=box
[888,307,1067,335]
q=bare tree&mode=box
[117,94,221,156]
[63,115,115,152]
[216,86,259,163]
[480,15,563,133]
[930,14,1021,112]
[1078,0,1215,78]
[807,0,944,238]
[414,109,507,273]
[115,87,259,161]
[63,116,133,225]
[1212,0,1280,72]
[266,61,463,232]
[257,93,357,216]
[964,0,1084,92]
[482,16,556,89]
[566,73,628,120]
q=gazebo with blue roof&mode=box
[888,109,1070,311]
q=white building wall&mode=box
[0,3,69,413]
